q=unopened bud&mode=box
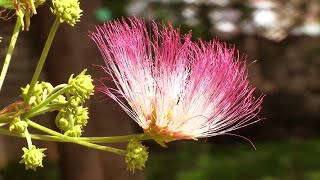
[125,140,148,173]
[21,82,63,107]
[20,145,46,171]
[64,125,82,137]
[74,106,89,127]
[68,69,94,101]
[9,117,28,133]
[51,0,82,26]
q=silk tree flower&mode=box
[90,18,264,145]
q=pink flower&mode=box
[90,18,264,144]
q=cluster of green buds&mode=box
[9,117,28,133]
[55,69,94,137]
[20,145,46,171]
[21,81,66,107]
[7,110,46,171]
[125,140,148,172]
[67,69,94,103]
[55,105,89,137]
[20,70,94,137]
[51,0,82,26]
[17,69,93,170]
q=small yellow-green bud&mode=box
[19,145,46,171]
[56,117,70,132]
[74,106,89,126]
[55,104,90,135]
[21,82,64,107]
[69,96,83,107]
[68,69,94,101]
[125,140,148,173]
[55,108,72,131]
[64,125,82,137]
[55,94,67,104]
[55,106,88,136]
[41,81,54,92]
[51,0,83,26]
[9,117,28,133]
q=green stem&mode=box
[25,104,67,118]
[23,17,61,107]
[26,119,127,155]
[0,112,18,124]
[47,84,68,97]
[22,85,72,118]
[0,19,21,91]
[80,133,152,143]
[0,126,151,143]
[0,119,12,124]
[24,129,33,149]
[0,127,151,144]
[0,127,63,142]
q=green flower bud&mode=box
[68,69,94,101]
[20,145,46,171]
[74,106,89,127]
[55,94,67,104]
[55,108,72,131]
[125,140,148,173]
[41,82,54,94]
[9,117,28,133]
[64,125,82,137]
[21,81,66,107]
[69,96,83,108]
[21,82,49,106]
[56,117,70,132]
[55,106,88,135]
[51,0,82,26]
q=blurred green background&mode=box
[1,0,320,180]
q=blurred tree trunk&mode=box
[36,0,144,180]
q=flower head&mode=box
[55,105,89,137]
[125,140,148,172]
[90,18,264,145]
[9,117,28,133]
[68,69,94,101]
[21,81,66,107]
[20,145,46,171]
[51,0,82,26]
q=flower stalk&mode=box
[24,129,33,149]
[26,119,127,155]
[23,17,61,107]
[0,127,152,143]
[0,19,21,91]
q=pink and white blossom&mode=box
[90,18,264,143]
